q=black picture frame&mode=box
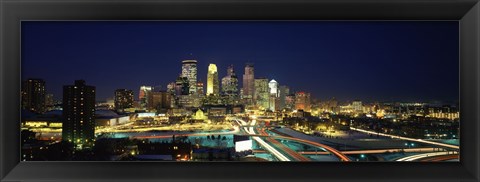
[1,0,479,181]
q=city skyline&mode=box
[22,21,459,103]
[20,21,460,162]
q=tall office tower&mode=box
[221,65,239,97]
[254,78,269,109]
[175,76,190,96]
[268,80,279,111]
[352,100,363,113]
[114,89,134,112]
[207,64,219,96]
[295,91,311,111]
[279,85,290,110]
[21,79,46,113]
[196,81,204,95]
[268,79,279,96]
[242,64,255,103]
[139,86,153,109]
[62,80,95,149]
[181,60,198,94]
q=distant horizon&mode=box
[22,21,459,103]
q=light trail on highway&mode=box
[256,127,310,161]
[396,151,459,161]
[350,127,459,149]
[243,119,291,161]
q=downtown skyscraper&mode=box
[221,65,239,97]
[207,64,219,96]
[254,78,269,110]
[242,63,255,105]
[181,60,198,94]
[62,80,96,149]
[268,79,279,111]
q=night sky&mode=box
[21,21,459,103]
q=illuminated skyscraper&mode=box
[207,64,219,96]
[254,78,269,109]
[268,79,279,111]
[269,79,279,96]
[278,85,290,110]
[221,65,239,97]
[139,86,153,109]
[62,80,95,149]
[181,60,197,94]
[295,91,311,111]
[114,89,134,112]
[242,63,254,103]
[21,79,46,113]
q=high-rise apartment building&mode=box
[62,80,95,149]
[21,79,46,113]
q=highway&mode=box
[396,151,459,161]
[255,127,310,161]
[132,118,350,161]
[233,118,349,161]
[350,127,459,150]
[296,147,441,155]
[240,119,291,161]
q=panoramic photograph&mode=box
[20,21,459,162]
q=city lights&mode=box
[20,21,459,162]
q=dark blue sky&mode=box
[21,21,459,103]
